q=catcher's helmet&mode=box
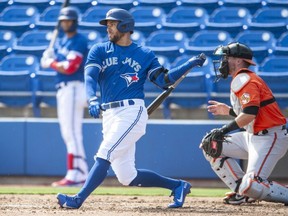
[99,8,135,33]
[214,42,256,66]
[213,42,256,81]
[58,7,78,32]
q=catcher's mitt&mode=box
[200,128,228,158]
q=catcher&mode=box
[200,42,288,205]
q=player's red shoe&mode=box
[51,178,85,187]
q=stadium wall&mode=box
[0,119,287,179]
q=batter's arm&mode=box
[149,54,206,89]
[234,113,256,128]
[50,51,84,75]
[85,65,100,100]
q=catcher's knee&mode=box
[239,172,269,200]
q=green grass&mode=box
[0,186,227,197]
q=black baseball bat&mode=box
[48,0,70,48]
[147,53,206,115]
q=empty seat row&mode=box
[1,54,288,118]
[0,5,287,38]
[1,0,287,14]
[1,29,288,64]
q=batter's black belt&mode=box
[254,125,286,135]
[101,99,135,110]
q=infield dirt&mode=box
[0,194,287,216]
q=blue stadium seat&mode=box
[248,7,288,38]
[13,30,52,57]
[162,7,208,35]
[205,7,251,37]
[34,68,57,109]
[129,7,166,37]
[222,0,263,14]
[12,0,50,13]
[97,0,135,10]
[210,75,232,106]
[235,30,276,63]
[0,6,38,37]
[0,0,9,8]
[180,0,219,14]
[0,30,15,59]
[259,55,288,73]
[35,6,61,30]
[54,0,93,13]
[185,30,233,58]
[137,0,178,13]
[80,30,102,48]
[274,32,288,56]
[79,6,112,37]
[258,56,288,109]
[0,54,38,107]
[145,30,187,62]
[131,30,146,46]
[265,0,288,8]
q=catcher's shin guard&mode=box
[203,152,244,192]
[239,172,288,204]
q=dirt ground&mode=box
[0,194,287,216]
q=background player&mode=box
[56,8,205,208]
[40,7,89,187]
[201,42,288,205]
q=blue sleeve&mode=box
[167,60,196,83]
[85,66,100,100]
[84,45,102,100]
[150,58,201,89]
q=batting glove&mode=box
[43,48,56,59]
[189,53,206,67]
[40,56,54,68]
[40,48,56,68]
[88,97,101,118]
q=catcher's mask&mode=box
[213,42,256,82]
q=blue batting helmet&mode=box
[99,8,135,33]
[58,7,78,32]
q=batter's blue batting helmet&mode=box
[58,7,78,32]
[99,8,135,33]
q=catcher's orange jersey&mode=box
[232,69,286,133]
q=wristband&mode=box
[221,120,240,134]
[89,96,98,103]
[229,108,237,117]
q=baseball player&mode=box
[56,8,205,209]
[201,42,288,205]
[40,7,89,187]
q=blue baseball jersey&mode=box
[54,33,88,83]
[85,41,162,103]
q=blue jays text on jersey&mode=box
[85,41,162,103]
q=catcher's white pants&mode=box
[206,125,288,203]
[96,99,148,185]
[57,81,88,182]
[222,126,288,180]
